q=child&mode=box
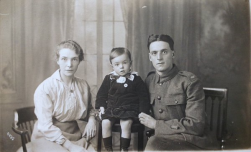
[95,47,150,151]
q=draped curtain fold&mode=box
[120,0,201,79]
[24,0,74,103]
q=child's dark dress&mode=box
[95,72,150,120]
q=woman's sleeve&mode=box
[95,75,110,109]
[85,81,96,118]
[34,83,65,144]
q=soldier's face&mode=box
[149,41,174,75]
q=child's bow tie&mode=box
[110,71,138,83]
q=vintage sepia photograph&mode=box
[0,0,250,151]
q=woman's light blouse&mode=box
[33,70,95,144]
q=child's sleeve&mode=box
[136,76,151,114]
[95,75,110,109]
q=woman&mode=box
[31,40,97,152]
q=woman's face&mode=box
[57,48,80,80]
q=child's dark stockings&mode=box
[103,136,113,152]
[121,137,131,151]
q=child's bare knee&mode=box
[120,119,133,129]
[102,119,112,129]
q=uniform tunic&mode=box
[95,72,150,120]
[31,70,96,149]
[145,64,209,150]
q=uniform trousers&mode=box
[145,134,202,151]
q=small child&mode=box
[95,47,150,151]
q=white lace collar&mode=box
[109,71,138,83]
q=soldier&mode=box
[139,34,208,150]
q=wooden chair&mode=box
[97,121,145,151]
[146,87,230,150]
[203,87,230,149]
[12,106,37,152]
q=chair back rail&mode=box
[12,106,37,152]
[18,120,36,143]
[203,87,228,149]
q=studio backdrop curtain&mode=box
[120,0,201,79]
[121,0,251,149]
[23,0,74,103]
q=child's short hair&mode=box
[56,40,84,61]
[109,47,131,64]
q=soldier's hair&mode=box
[147,34,174,50]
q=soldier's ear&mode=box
[149,53,152,61]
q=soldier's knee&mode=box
[145,136,160,150]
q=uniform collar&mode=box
[155,64,179,83]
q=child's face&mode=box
[111,53,131,76]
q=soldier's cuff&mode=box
[155,120,181,135]
[154,120,162,135]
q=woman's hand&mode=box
[139,112,156,129]
[63,139,86,152]
[83,116,96,140]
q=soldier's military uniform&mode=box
[145,64,209,150]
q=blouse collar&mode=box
[51,69,75,83]
[51,69,62,81]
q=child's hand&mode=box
[99,107,105,120]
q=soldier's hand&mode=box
[138,112,156,129]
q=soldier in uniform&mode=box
[139,34,209,150]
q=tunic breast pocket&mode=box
[162,94,187,120]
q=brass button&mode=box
[159,109,163,113]
[157,96,161,100]
[175,100,178,104]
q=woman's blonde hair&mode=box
[56,40,84,61]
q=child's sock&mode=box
[121,137,131,151]
[103,136,113,151]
